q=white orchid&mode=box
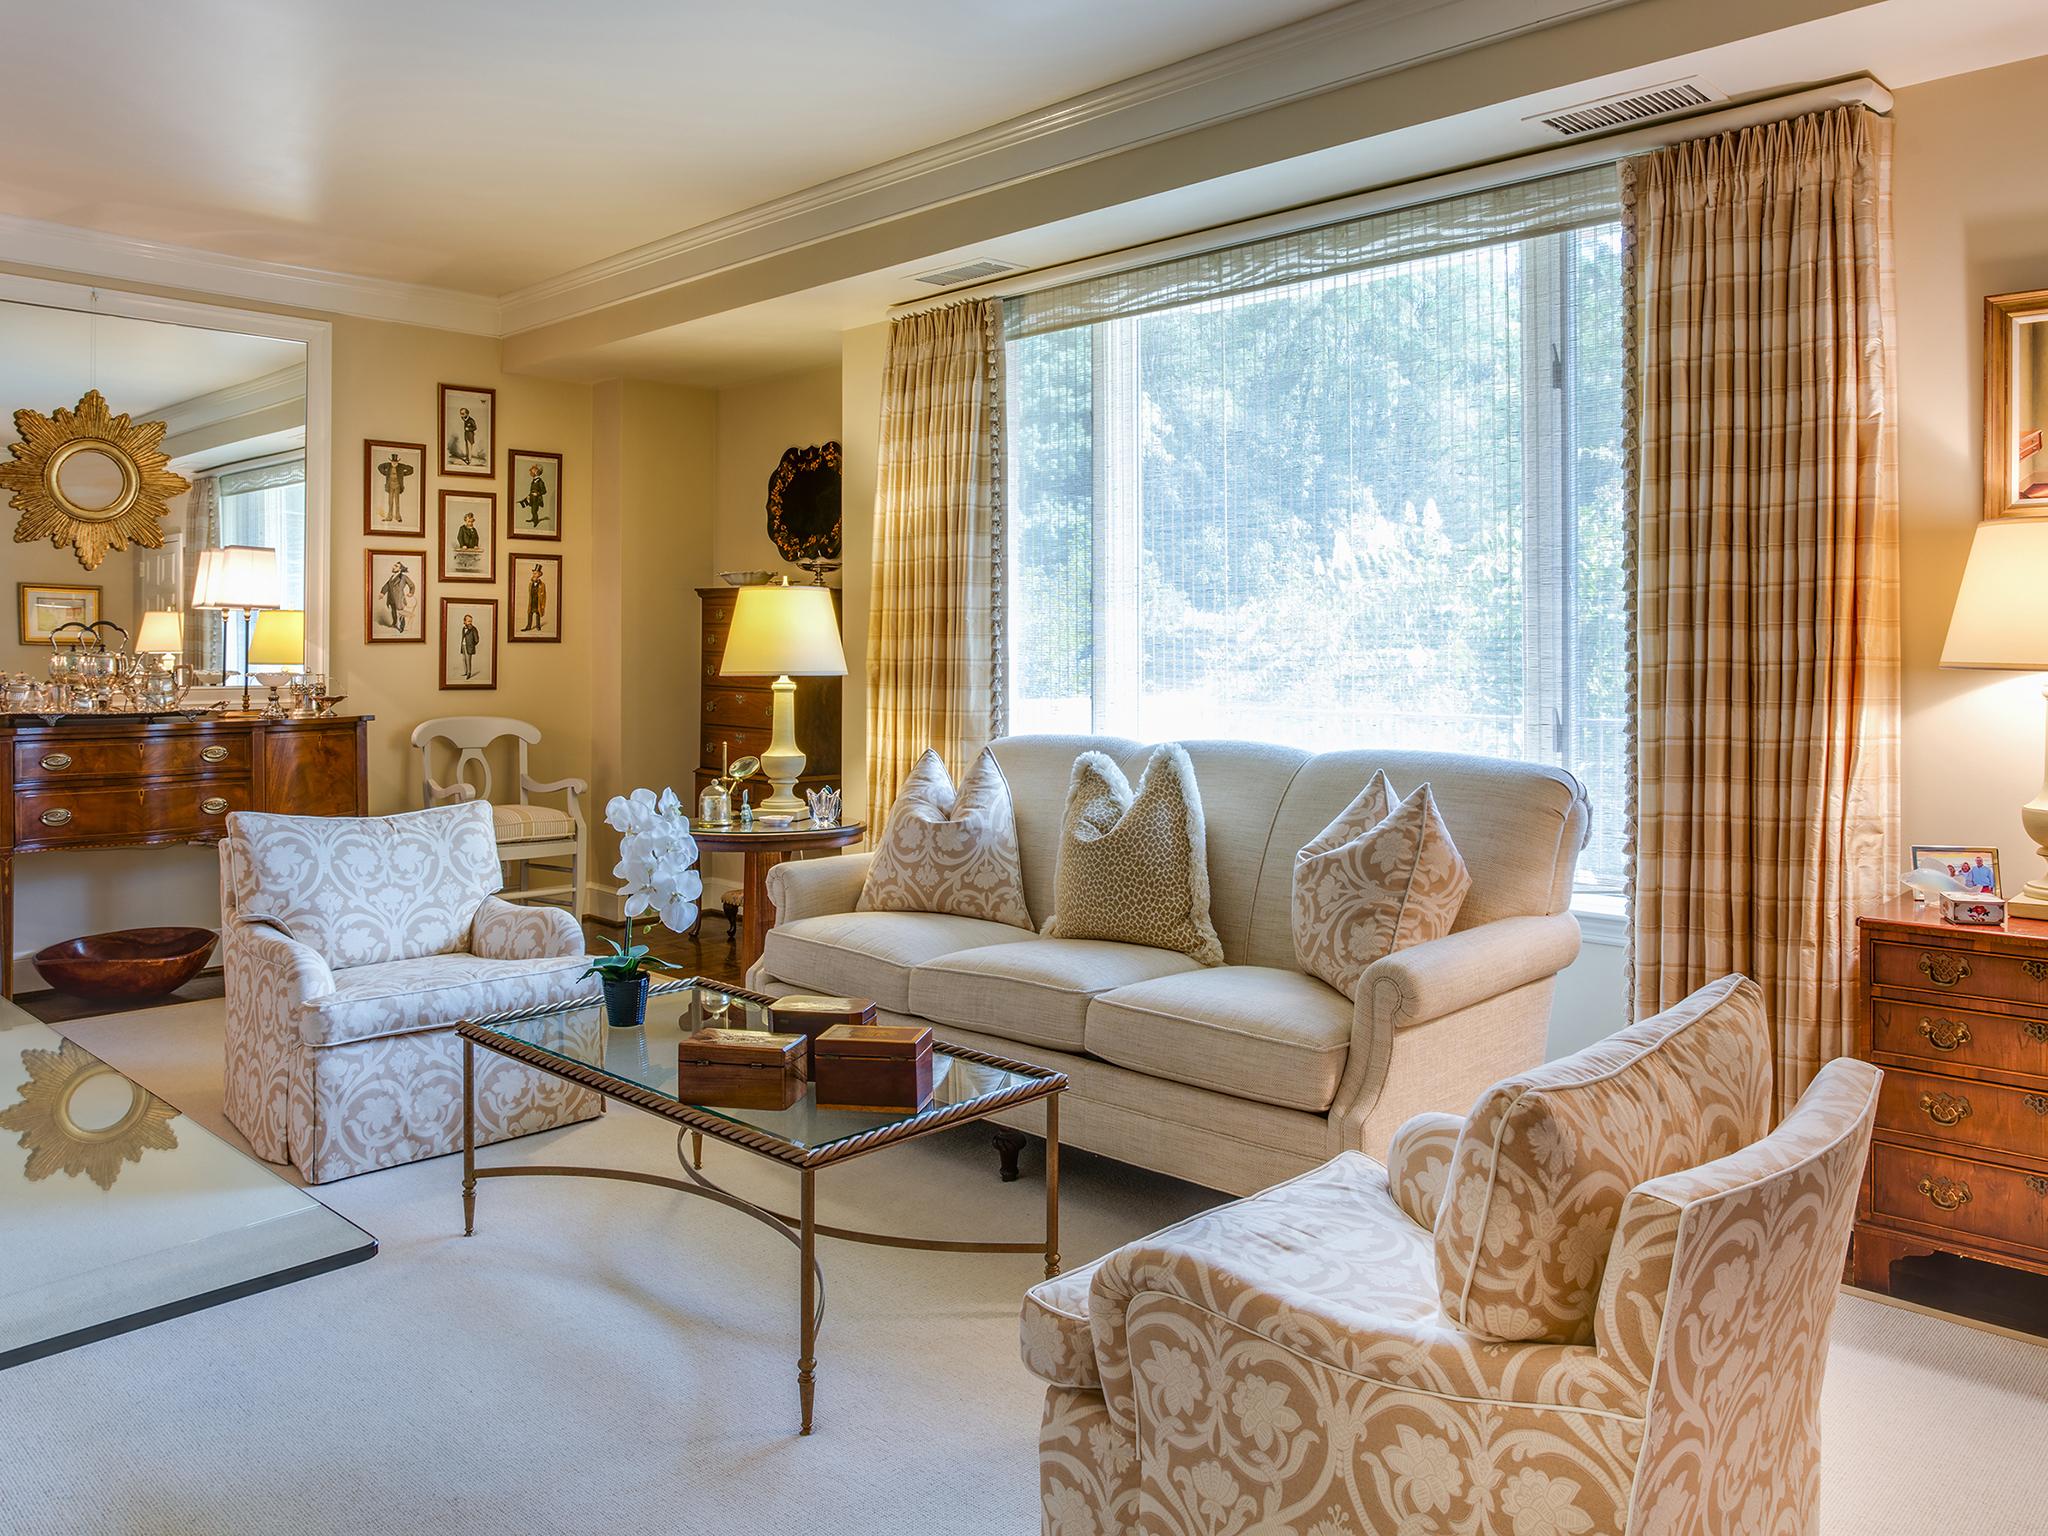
[587,786,702,982]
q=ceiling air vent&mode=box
[911,257,1019,288]
[1528,78,1723,138]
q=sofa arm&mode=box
[470,896,586,960]
[1384,1111,1463,1230]
[765,852,874,923]
[1356,912,1582,1037]
[224,918,335,1007]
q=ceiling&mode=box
[0,302,303,425]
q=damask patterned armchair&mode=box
[1023,974,1881,1535]
[221,800,601,1183]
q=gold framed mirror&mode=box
[1,388,190,570]
[1985,288,2048,519]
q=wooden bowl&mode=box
[32,927,219,1001]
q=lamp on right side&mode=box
[1943,517,2048,917]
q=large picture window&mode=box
[1003,167,1627,890]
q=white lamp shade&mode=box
[247,609,305,666]
[720,582,847,677]
[192,545,280,611]
[1942,520,2048,670]
[133,610,184,655]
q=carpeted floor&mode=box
[3,1000,2046,1534]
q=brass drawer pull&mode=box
[200,744,230,763]
[2026,1021,2048,1045]
[38,807,72,827]
[200,797,230,815]
[1917,1176,1972,1211]
[1918,953,1973,988]
[2027,961,2048,983]
[1918,1017,1973,1051]
[38,752,71,771]
[2030,1176,2048,1197]
[2027,1095,2048,1117]
[1919,1091,1972,1127]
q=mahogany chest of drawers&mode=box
[1851,896,2048,1291]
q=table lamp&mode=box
[1942,518,2048,917]
[247,608,305,718]
[192,544,280,710]
[133,609,183,659]
[719,578,846,816]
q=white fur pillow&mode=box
[1042,744,1223,965]
[1292,775,1470,998]
[856,748,1032,927]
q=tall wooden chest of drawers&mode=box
[1852,896,2048,1291]
[695,586,842,814]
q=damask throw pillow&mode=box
[1041,745,1223,965]
[856,748,1032,927]
[1291,775,1470,1000]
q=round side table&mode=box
[692,820,866,975]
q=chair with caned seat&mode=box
[411,716,588,921]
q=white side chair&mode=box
[411,716,588,921]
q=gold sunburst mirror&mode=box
[0,1037,179,1190]
[1,388,190,571]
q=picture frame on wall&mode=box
[509,552,562,642]
[364,548,427,644]
[439,489,497,582]
[438,382,496,476]
[506,448,562,539]
[17,582,101,645]
[362,439,426,535]
[439,597,499,689]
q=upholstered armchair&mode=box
[220,800,602,1183]
[1023,974,1881,1535]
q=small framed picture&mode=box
[18,582,101,645]
[364,548,427,644]
[1912,844,2003,896]
[440,597,499,689]
[439,489,497,582]
[363,439,426,535]
[507,449,562,540]
[509,552,562,642]
[439,383,496,476]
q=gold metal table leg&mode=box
[690,1130,702,1170]
[1045,1095,1062,1279]
[462,1038,477,1237]
[799,1168,817,1435]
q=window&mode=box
[207,452,308,679]
[1002,167,1627,890]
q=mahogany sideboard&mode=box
[0,713,371,997]
[1851,895,2048,1293]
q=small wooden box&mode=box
[766,994,878,1067]
[813,1023,934,1113]
[1941,890,2008,926]
[677,1028,807,1111]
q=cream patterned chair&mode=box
[220,800,601,1183]
[1022,974,1881,1535]
[411,715,589,920]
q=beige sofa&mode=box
[751,735,1587,1196]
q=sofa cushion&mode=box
[760,911,1037,1015]
[858,747,1032,928]
[1085,967,1352,1113]
[1435,973,1772,1346]
[909,939,1202,1053]
[299,953,591,1048]
[1043,745,1223,965]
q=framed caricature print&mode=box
[439,383,495,476]
[509,552,561,642]
[439,489,496,582]
[439,597,498,689]
[365,548,427,643]
[506,449,562,540]
[363,439,426,535]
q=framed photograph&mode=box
[17,582,101,645]
[1912,844,2003,896]
[509,553,562,643]
[439,489,497,583]
[364,548,427,644]
[362,439,426,535]
[439,597,499,689]
[439,383,496,476]
[506,449,562,540]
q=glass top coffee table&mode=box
[458,977,1066,1435]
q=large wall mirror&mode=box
[1985,287,2048,519]
[0,277,330,692]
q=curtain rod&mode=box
[889,76,1890,318]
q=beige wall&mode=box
[5,540,136,675]
[710,363,841,581]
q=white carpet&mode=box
[0,1001,2042,1535]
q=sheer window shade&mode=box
[1002,165,1627,889]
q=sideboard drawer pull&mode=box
[1917,1175,1972,1211]
[2025,1021,2048,1045]
[199,797,230,816]
[38,807,72,827]
[2026,960,2048,983]
[2028,1095,2048,1117]
[1918,1091,1972,1127]
[38,752,71,771]
[1918,953,1973,988]
[2030,1176,2048,1197]
[200,744,230,763]
[1917,1017,1973,1051]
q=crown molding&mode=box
[0,210,502,335]
[153,363,307,438]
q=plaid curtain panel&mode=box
[866,299,1005,823]
[1623,104,1902,1115]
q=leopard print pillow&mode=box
[856,748,1032,927]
